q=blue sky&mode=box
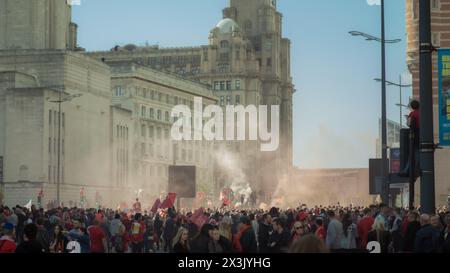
[73,0,411,169]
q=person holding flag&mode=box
[133,198,142,214]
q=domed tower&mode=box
[221,0,294,199]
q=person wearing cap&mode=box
[233,215,257,253]
[0,223,17,253]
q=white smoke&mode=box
[215,147,252,204]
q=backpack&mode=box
[114,236,124,253]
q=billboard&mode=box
[369,159,388,195]
[168,166,196,198]
[438,49,450,146]
[390,148,401,174]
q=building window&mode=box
[220,40,229,48]
[226,96,232,105]
[267,58,272,66]
[236,80,241,90]
[226,81,231,91]
[220,96,225,106]
[114,86,125,97]
[431,0,440,10]
[141,143,146,156]
[149,108,154,119]
[164,129,169,138]
[62,139,64,155]
[236,95,241,105]
[149,144,153,157]
[149,126,154,138]
[141,125,146,137]
[166,95,170,104]
[141,106,146,117]
[165,111,169,122]
[174,96,178,105]
[49,138,52,154]
[220,81,225,91]
[236,50,240,60]
[62,113,65,129]
[158,93,162,102]
[432,32,440,46]
[219,53,229,62]
[48,166,52,183]
[49,110,52,125]
[157,110,162,120]
[214,81,219,90]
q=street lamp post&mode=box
[375,77,412,128]
[349,0,401,205]
[419,0,436,214]
[48,90,82,207]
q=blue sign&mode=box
[438,49,450,146]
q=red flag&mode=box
[190,207,208,228]
[160,193,177,209]
[150,199,161,213]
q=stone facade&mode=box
[0,0,77,50]
[107,61,217,203]
[87,0,294,200]
[0,1,218,208]
[0,50,112,207]
[406,0,450,205]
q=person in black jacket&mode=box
[402,211,421,252]
[268,217,291,253]
[190,224,214,253]
[258,213,272,253]
[208,226,232,253]
[237,216,257,253]
[15,223,45,253]
[414,214,441,253]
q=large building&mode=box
[88,0,294,199]
[288,168,372,207]
[0,0,217,208]
[406,0,450,206]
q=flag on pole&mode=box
[160,193,177,209]
[150,198,161,213]
[24,199,32,209]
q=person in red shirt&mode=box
[0,223,17,253]
[314,218,326,242]
[87,219,108,253]
[400,100,421,177]
[407,100,420,130]
[130,213,146,253]
[357,208,374,250]
[133,198,142,214]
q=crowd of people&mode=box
[1,202,449,253]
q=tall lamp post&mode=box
[374,76,412,128]
[349,0,401,204]
[48,90,82,207]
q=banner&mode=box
[390,148,401,174]
[150,198,161,213]
[160,192,177,209]
[438,49,450,146]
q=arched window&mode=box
[220,40,229,48]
